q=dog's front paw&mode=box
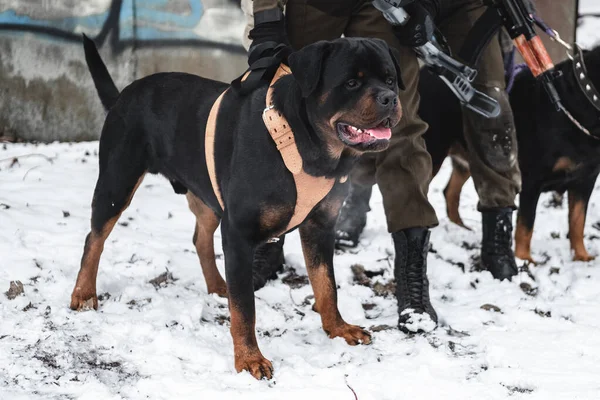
[515,250,537,265]
[328,323,372,346]
[70,287,98,311]
[573,251,595,262]
[235,354,273,380]
[208,283,228,298]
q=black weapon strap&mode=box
[458,7,503,66]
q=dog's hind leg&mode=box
[515,183,541,264]
[186,192,227,297]
[568,177,597,262]
[71,122,147,311]
[443,153,472,230]
[300,188,371,346]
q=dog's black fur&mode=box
[421,46,600,262]
[71,35,403,379]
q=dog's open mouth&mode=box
[336,120,392,145]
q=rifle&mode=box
[372,0,501,118]
[460,0,563,110]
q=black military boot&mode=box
[481,208,518,281]
[335,184,373,248]
[252,236,285,291]
[393,228,438,333]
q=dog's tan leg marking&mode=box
[300,222,371,346]
[568,192,595,262]
[186,193,227,297]
[230,304,273,380]
[552,156,576,172]
[307,264,371,345]
[259,203,293,234]
[444,155,472,230]
[514,214,535,264]
[70,174,146,311]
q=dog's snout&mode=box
[376,91,398,108]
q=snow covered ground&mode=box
[2,141,600,399]
[2,5,600,400]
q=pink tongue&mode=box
[365,126,392,139]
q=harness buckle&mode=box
[263,104,275,116]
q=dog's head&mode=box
[288,37,404,154]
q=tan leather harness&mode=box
[205,65,342,232]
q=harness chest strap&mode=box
[205,65,344,231]
[263,65,342,231]
[205,90,227,210]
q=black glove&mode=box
[232,8,291,94]
[248,9,290,66]
[393,1,436,47]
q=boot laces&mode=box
[491,214,512,255]
[405,238,426,312]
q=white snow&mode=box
[2,139,599,399]
[578,0,600,49]
[2,8,600,400]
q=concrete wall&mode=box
[0,0,248,142]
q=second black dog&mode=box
[422,46,600,264]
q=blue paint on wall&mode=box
[120,0,204,40]
[0,0,244,54]
[0,0,208,41]
[0,9,109,36]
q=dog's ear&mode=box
[387,46,405,90]
[288,41,331,97]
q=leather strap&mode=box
[458,7,503,67]
[263,64,340,231]
[205,64,343,232]
[573,46,600,113]
[263,65,303,174]
[205,90,227,210]
[285,169,336,231]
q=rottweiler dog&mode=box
[422,46,600,263]
[71,36,403,379]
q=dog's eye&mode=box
[386,77,395,86]
[345,79,361,89]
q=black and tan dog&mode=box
[422,46,600,263]
[71,36,403,379]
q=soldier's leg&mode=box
[439,1,521,280]
[346,3,439,333]
[285,0,348,49]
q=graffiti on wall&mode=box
[0,0,245,53]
